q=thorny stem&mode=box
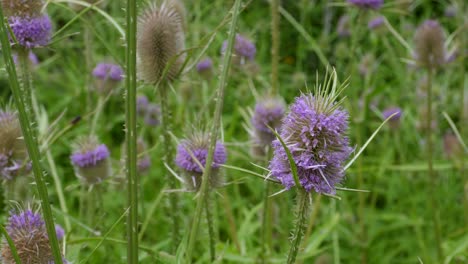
[0,8,63,264]
[270,0,280,95]
[126,0,139,262]
[185,0,242,261]
[158,84,180,251]
[287,189,310,264]
[260,148,273,262]
[426,68,443,262]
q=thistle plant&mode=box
[268,70,352,263]
[92,62,124,95]
[137,1,185,251]
[414,19,446,262]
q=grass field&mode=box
[0,0,466,263]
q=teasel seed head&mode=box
[137,2,186,84]
[175,131,227,191]
[70,136,111,185]
[414,20,446,69]
[1,0,44,18]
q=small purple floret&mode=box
[9,15,52,48]
[221,34,256,61]
[71,144,110,168]
[196,58,213,72]
[368,16,384,30]
[92,63,124,81]
[269,94,352,194]
[347,0,384,10]
[382,107,402,120]
[7,210,44,235]
[176,142,227,173]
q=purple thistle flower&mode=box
[368,16,385,30]
[71,144,110,168]
[92,63,124,81]
[221,34,256,63]
[269,93,352,194]
[137,95,149,116]
[70,136,111,184]
[8,15,52,48]
[2,209,66,263]
[175,132,227,190]
[382,107,402,129]
[251,97,286,146]
[347,0,384,10]
[196,58,213,73]
[144,103,161,126]
[55,225,65,240]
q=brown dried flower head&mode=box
[1,0,44,17]
[137,2,185,84]
[414,20,446,68]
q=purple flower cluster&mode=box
[347,0,384,10]
[92,63,124,81]
[71,144,110,168]
[8,15,52,48]
[368,16,384,30]
[221,34,256,62]
[251,97,285,146]
[382,107,402,129]
[269,94,352,194]
[176,142,227,173]
[196,58,213,73]
[2,209,67,263]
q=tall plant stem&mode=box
[261,148,273,262]
[125,0,138,262]
[0,8,63,264]
[158,84,180,251]
[287,189,310,264]
[185,0,242,261]
[270,0,280,95]
[426,68,443,262]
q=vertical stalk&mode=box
[0,8,63,264]
[261,148,273,262]
[270,0,280,95]
[158,84,180,250]
[125,0,138,262]
[287,189,310,264]
[426,68,443,262]
[185,0,242,261]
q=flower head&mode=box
[137,95,149,116]
[347,0,384,10]
[251,97,286,147]
[444,5,456,17]
[144,103,161,126]
[175,132,227,190]
[1,0,44,17]
[92,62,124,94]
[9,15,52,48]
[137,2,185,84]
[71,136,111,185]
[382,107,402,129]
[221,34,256,65]
[269,73,352,194]
[337,15,350,38]
[1,209,66,264]
[368,16,385,30]
[0,110,29,180]
[414,20,446,68]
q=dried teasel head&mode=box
[137,2,185,84]
[414,20,446,69]
[1,0,44,18]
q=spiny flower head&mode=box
[175,132,227,191]
[9,14,52,48]
[137,95,149,116]
[196,57,213,79]
[92,62,124,94]
[382,106,402,129]
[137,2,185,84]
[269,71,352,194]
[70,136,111,185]
[221,34,256,65]
[251,96,286,147]
[347,0,384,10]
[1,209,66,264]
[0,109,29,180]
[1,0,44,17]
[414,20,446,68]
[144,103,161,127]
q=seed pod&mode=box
[414,20,446,68]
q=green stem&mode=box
[158,84,180,251]
[270,0,280,95]
[426,68,443,262]
[126,0,138,262]
[185,0,242,261]
[90,97,105,134]
[261,181,272,262]
[0,8,63,264]
[205,193,216,261]
[287,190,310,264]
